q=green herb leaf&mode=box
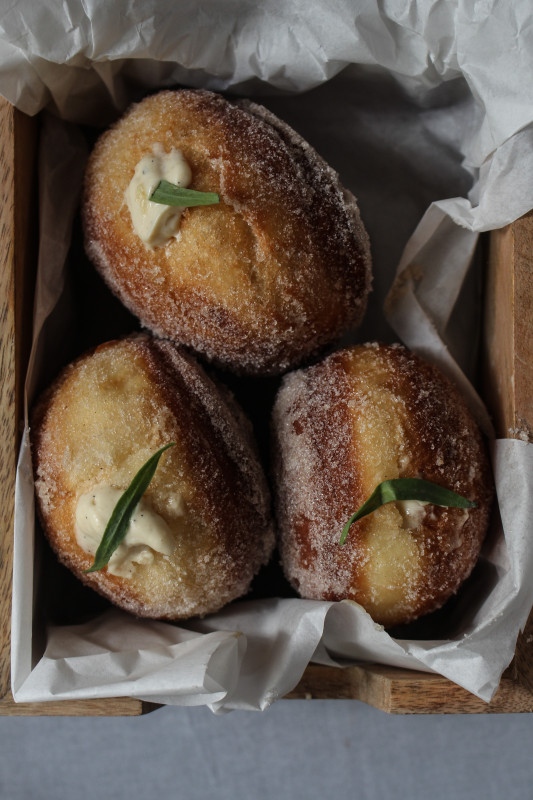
[149,180,220,207]
[339,478,477,546]
[84,443,175,573]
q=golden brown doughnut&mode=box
[31,335,274,619]
[272,343,492,627]
[82,89,372,375]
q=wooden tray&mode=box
[2,97,533,716]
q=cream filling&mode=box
[396,499,429,530]
[75,485,177,578]
[125,144,192,248]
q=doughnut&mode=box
[31,335,274,619]
[82,89,372,375]
[272,343,492,627]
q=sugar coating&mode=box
[82,90,372,375]
[272,343,493,627]
[32,335,275,620]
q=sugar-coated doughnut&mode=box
[272,343,492,627]
[31,335,274,619]
[82,89,372,375]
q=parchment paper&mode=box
[6,0,533,710]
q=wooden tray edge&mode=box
[2,100,533,716]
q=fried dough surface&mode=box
[272,343,492,627]
[83,89,372,374]
[32,335,274,619]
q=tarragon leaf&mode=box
[339,478,476,546]
[149,180,219,207]
[84,443,175,573]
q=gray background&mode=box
[1,700,531,798]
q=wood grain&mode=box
[484,212,533,697]
[13,106,38,430]
[0,100,38,704]
[0,98,16,701]
[0,692,160,717]
[484,211,533,441]
[287,664,533,714]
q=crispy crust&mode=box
[272,343,493,627]
[82,89,372,375]
[31,335,274,619]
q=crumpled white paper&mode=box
[7,0,533,710]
